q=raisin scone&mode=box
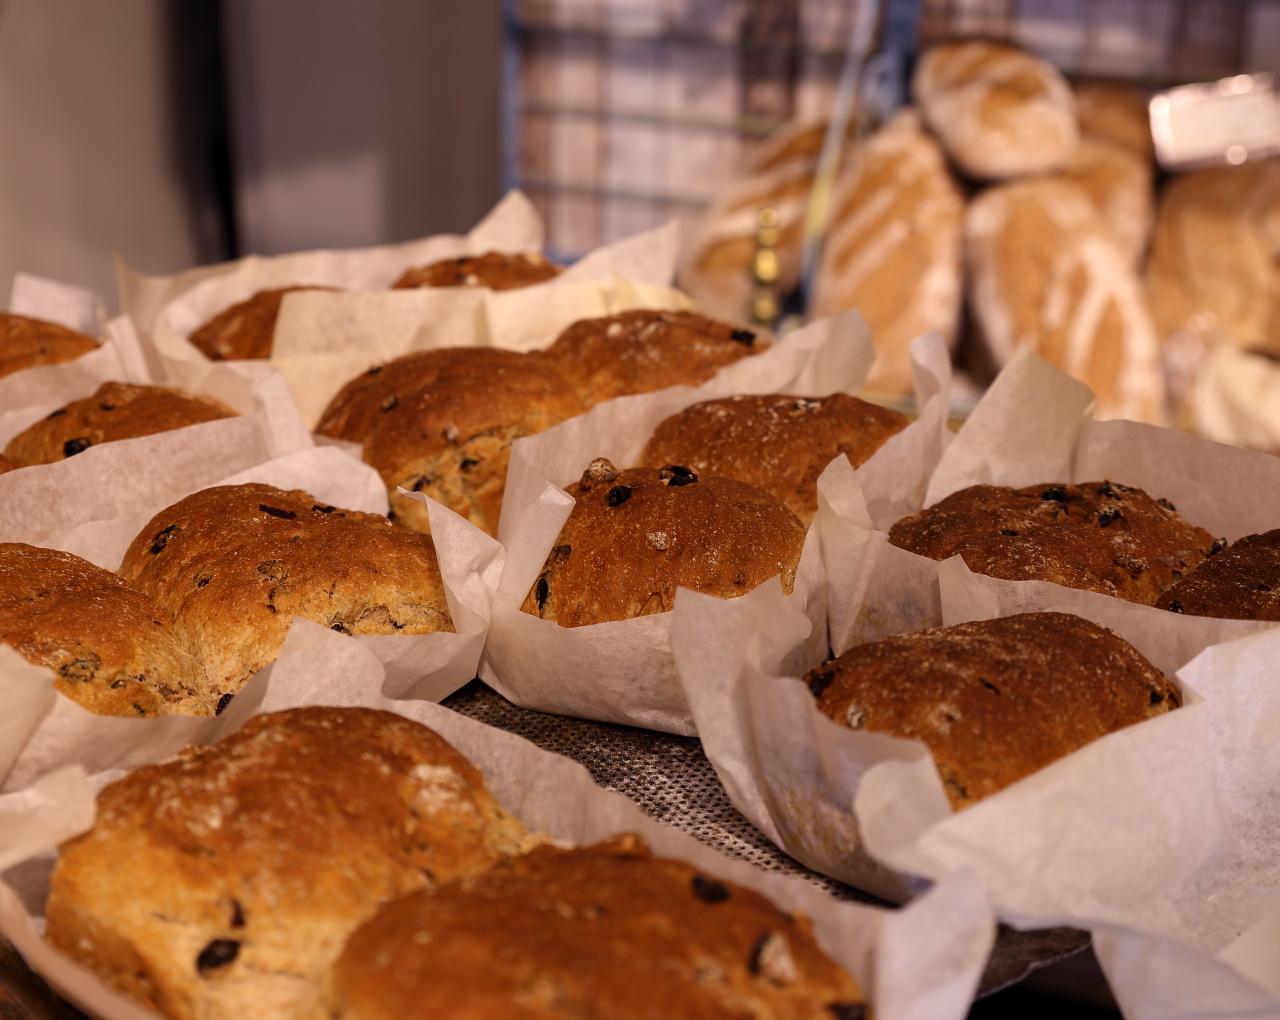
[1,312,97,380]
[189,285,334,361]
[1157,530,1280,620]
[392,251,560,290]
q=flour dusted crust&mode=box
[913,40,1078,180]
[118,484,452,696]
[189,285,334,361]
[1057,137,1154,266]
[4,382,234,466]
[804,612,1179,809]
[331,834,863,1020]
[888,481,1216,605]
[0,312,97,380]
[544,310,763,405]
[392,250,560,290]
[965,177,1164,421]
[1157,530,1280,620]
[1073,81,1153,160]
[812,110,964,393]
[46,707,530,1020]
[641,393,908,524]
[521,460,805,627]
[0,543,214,716]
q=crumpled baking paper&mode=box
[0,622,995,1020]
[479,317,953,736]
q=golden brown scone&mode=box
[804,612,1179,809]
[0,453,22,475]
[913,40,1078,180]
[4,382,234,466]
[1157,531,1280,619]
[0,543,215,716]
[331,834,863,1020]
[641,393,908,525]
[321,348,583,535]
[521,459,806,627]
[118,484,453,696]
[188,285,334,361]
[1073,81,1153,159]
[46,706,530,1020]
[0,312,97,380]
[543,309,764,406]
[1057,137,1154,265]
[393,250,559,290]
[888,481,1216,605]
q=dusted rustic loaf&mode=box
[805,612,1179,808]
[392,250,560,290]
[0,543,214,716]
[4,382,234,466]
[188,285,333,361]
[1073,81,1154,159]
[331,833,863,1020]
[641,393,908,524]
[118,483,452,696]
[521,459,806,627]
[1057,137,1154,266]
[46,706,530,1020]
[1158,529,1280,620]
[888,481,1216,604]
[0,312,97,381]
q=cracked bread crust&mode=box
[117,484,453,696]
[330,833,863,1020]
[0,543,215,716]
[392,250,559,290]
[188,286,334,361]
[805,612,1179,809]
[46,706,531,1020]
[1156,530,1280,620]
[543,309,764,405]
[521,460,806,627]
[888,481,1215,604]
[641,393,908,524]
[4,382,235,465]
[0,312,97,380]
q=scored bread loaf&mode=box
[189,285,334,361]
[0,312,97,381]
[392,250,559,290]
[1057,137,1154,265]
[803,612,1179,808]
[1157,530,1280,620]
[4,382,234,466]
[330,834,864,1020]
[811,109,964,393]
[913,40,1079,180]
[888,480,1216,605]
[965,177,1164,421]
[1073,81,1154,160]
[46,706,531,1020]
[521,458,806,627]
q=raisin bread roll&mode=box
[0,312,97,380]
[118,484,453,696]
[46,707,531,1020]
[189,285,334,361]
[331,834,863,1020]
[521,459,805,627]
[888,481,1216,605]
[544,310,763,406]
[1057,137,1154,265]
[1157,530,1279,619]
[641,393,908,524]
[4,382,234,466]
[0,543,214,716]
[392,250,559,290]
[913,40,1078,180]
[1073,81,1154,160]
[811,110,964,393]
[804,612,1179,808]
[965,177,1164,421]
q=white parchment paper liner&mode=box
[0,446,500,792]
[0,623,995,1020]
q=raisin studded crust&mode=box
[46,707,531,1020]
[1157,530,1280,620]
[0,543,215,716]
[521,459,806,627]
[330,834,863,1020]
[392,250,560,290]
[0,312,97,380]
[543,309,764,406]
[188,285,334,361]
[642,393,909,524]
[888,481,1216,604]
[4,382,234,466]
[805,612,1179,809]
[118,484,453,697]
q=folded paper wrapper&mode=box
[0,623,996,1020]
